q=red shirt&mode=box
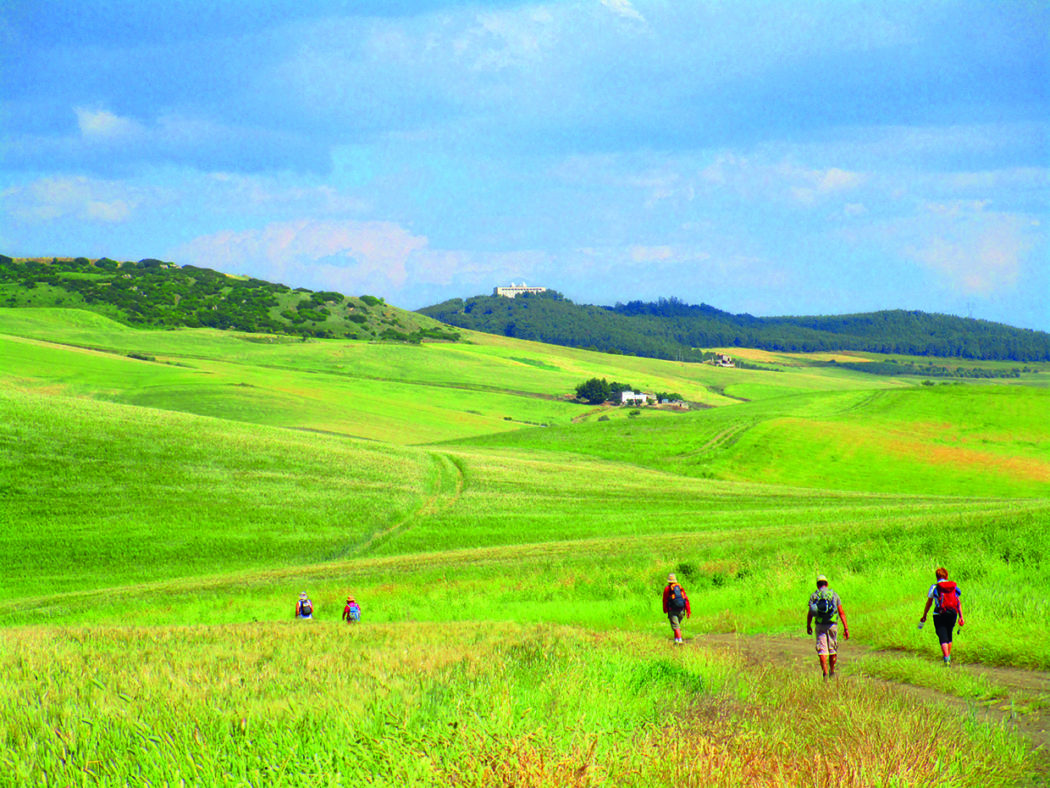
[662,583,691,617]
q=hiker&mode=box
[919,567,964,666]
[806,574,849,679]
[295,591,314,620]
[662,573,691,644]
[342,595,361,624]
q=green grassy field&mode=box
[2,308,1047,786]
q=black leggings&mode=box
[933,612,958,644]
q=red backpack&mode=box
[935,581,960,614]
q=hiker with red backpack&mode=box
[806,574,849,680]
[662,573,691,645]
[919,567,964,666]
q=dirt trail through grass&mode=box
[353,452,465,556]
[699,633,1049,777]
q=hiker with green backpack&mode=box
[919,567,964,666]
[806,574,849,680]
[662,573,691,645]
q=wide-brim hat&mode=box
[816,574,828,584]
[299,592,308,599]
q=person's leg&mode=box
[944,612,956,662]
[827,625,839,677]
[669,613,682,643]
[934,614,954,664]
[816,626,831,677]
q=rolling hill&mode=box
[2,294,1048,785]
[419,292,1050,362]
[0,254,459,342]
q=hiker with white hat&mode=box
[295,591,314,620]
[662,573,691,645]
[806,574,849,679]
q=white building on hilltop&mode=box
[494,282,547,298]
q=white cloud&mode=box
[175,218,560,301]
[205,173,368,215]
[700,154,864,205]
[905,202,1039,295]
[630,245,673,262]
[176,219,428,291]
[3,176,143,223]
[601,0,646,24]
[75,107,144,140]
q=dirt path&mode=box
[698,633,1049,777]
[349,452,465,557]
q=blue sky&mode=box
[2,0,1047,329]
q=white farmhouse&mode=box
[620,391,649,405]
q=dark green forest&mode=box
[418,292,1050,362]
[0,256,459,343]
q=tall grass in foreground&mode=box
[0,623,1031,787]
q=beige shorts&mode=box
[815,623,838,656]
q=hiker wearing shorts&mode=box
[342,595,361,624]
[662,573,691,645]
[919,567,964,666]
[807,574,849,680]
[295,591,314,619]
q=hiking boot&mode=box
[943,656,951,667]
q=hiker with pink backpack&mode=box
[919,567,964,666]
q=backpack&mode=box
[812,589,836,624]
[935,581,960,614]
[668,583,686,611]
[299,600,313,617]
[347,603,361,623]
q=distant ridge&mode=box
[0,255,459,343]
[419,292,1050,362]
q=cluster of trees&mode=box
[0,256,458,343]
[574,377,637,404]
[574,378,685,404]
[419,293,1050,362]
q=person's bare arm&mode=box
[838,606,849,639]
[920,597,933,622]
[806,609,814,635]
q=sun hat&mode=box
[816,574,828,584]
[667,573,677,582]
[299,591,308,599]
[347,596,355,602]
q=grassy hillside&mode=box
[0,255,458,341]
[2,306,1048,785]
[456,386,1050,497]
[2,308,927,443]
